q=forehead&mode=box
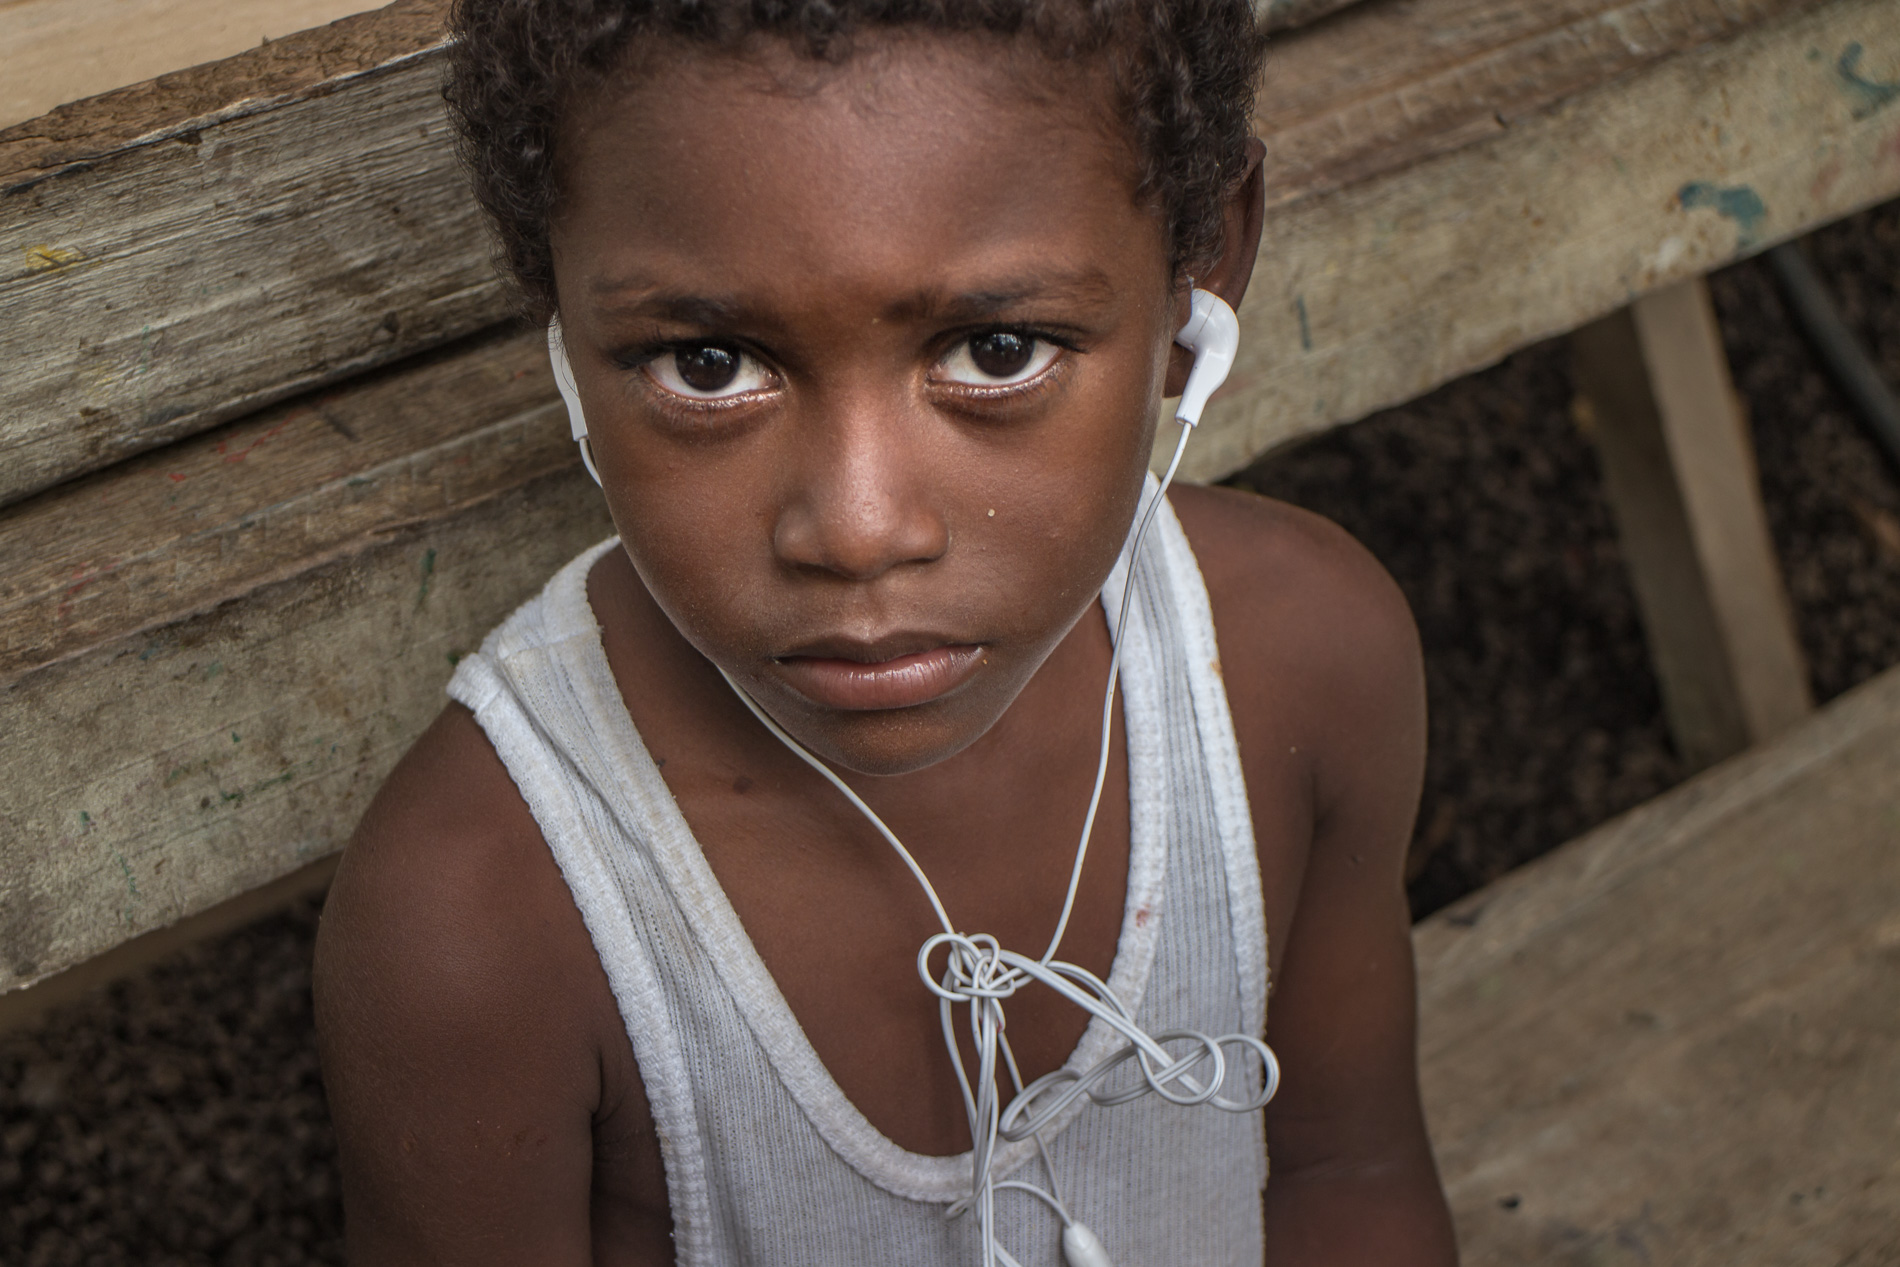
[551,34,1159,311]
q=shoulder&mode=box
[315,703,606,1055]
[312,704,629,1259]
[1166,483,1425,955]
[1167,482,1424,797]
[1167,483,1417,672]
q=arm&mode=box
[1171,485,1457,1265]
[313,706,654,1265]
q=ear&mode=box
[1165,137,1266,399]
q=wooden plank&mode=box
[0,0,1857,508]
[0,0,385,130]
[1415,661,1900,1265]
[1253,0,1826,211]
[1573,279,1813,770]
[0,855,338,1037]
[0,319,603,993]
[1174,0,1900,482]
[0,0,502,510]
[0,325,563,683]
[0,466,614,996]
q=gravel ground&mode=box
[4,198,1896,1264]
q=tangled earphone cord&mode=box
[714,419,1278,1267]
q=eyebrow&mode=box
[889,269,1119,324]
[586,283,741,328]
[585,268,1118,328]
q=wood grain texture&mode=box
[1174,0,1900,482]
[0,467,614,995]
[1416,661,1900,1265]
[0,0,502,511]
[1574,279,1812,771]
[0,325,564,684]
[0,0,448,179]
[1254,0,1828,209]
[3,0,1867,508]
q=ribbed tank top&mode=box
[447,488,1270,1267]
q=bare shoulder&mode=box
[315,704,607,1070]
[1170,481,1452,1261]
[1167,482,1420,705]
[313,704,631,1263]
[1167,483,1424,833]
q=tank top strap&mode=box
[1106,483,1269,1038]
[448,486,1271,1267]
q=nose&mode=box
[772,402,949,582]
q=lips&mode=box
[774,642,986,711]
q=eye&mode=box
[934,331,1061,388]
[644,343,774,400]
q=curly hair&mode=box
[445,0,1267,321]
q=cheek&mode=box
[602,462,773,642]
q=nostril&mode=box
[773,492,948,580]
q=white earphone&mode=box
[546,287,1238,487]
[550,290,1263,1267]
[1171,287,1240,429]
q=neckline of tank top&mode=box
[550,518,1175,1204]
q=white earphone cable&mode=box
[713,410,1276,1267]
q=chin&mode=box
[768,684,1017,778]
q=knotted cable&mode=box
[715,420,1278,1267]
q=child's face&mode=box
[552,34,1182,775]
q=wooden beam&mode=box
[0,0,497,511]
[0,466,614,996]
[1572,278,1813,769]
[0,324,563,683]
[1169,0,1900,481]
[0,0,387,130]
[1416,660,1900,1264]
[0,324,608,995]
[3,0,1862,508]
[1252,0,1829,212]
[0,855,338,1037]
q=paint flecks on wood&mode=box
[1165,0,1900,483]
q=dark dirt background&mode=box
[4,198,1896,1265]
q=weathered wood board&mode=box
[1573,279,1813,771]
[1417,661,1900,1264]
[1,0,1854,508]
[0,19,502,511]
[0,325,562,681]
[0,0,386,130]
[0,467,613,994]
[0,321,604,993]
[1252,0,1829,211]
[1175,0,1900,481]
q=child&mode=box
[313,0,1457,1260]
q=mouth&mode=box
[773,640,987,711]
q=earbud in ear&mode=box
[548,317,603,487]
[1172,289,1239,429]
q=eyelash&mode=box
[615,325,1081,411]
[929,327,1075,399]
[617,342,779,412]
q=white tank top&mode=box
[448,489,1270,1267]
